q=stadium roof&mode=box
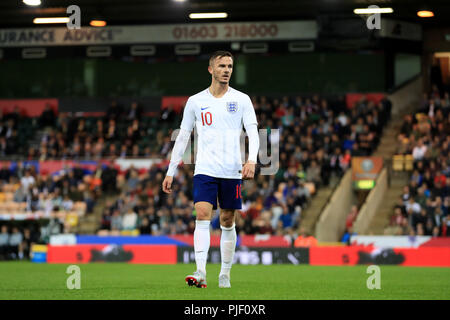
[0,0,449,28]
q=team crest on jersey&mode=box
[226,101,238,113]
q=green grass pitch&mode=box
[0,262,449,300]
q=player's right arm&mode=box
[162,98,196,194]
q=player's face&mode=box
[209,56,233,84]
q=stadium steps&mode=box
[302,101,416,238]
[75,194,116,234]
[28,129,46,150]
[299,175,339,236]
[364,172,409,234]
[363,102,416,235]
[371,122,403,157]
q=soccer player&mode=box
[162,51,259,288]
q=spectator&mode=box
[8,227,23,259]
[345,205,359,229]
[105,119,118,142]
[401,186,412,205]
[0,225,9,260]
[99,207,112,231]
[412,138,428,161]
[61,195,74,211]
[126,168,140,192]
[294,228,318,247]
[20,169,35,193]
[254,210,274,235]
[6,106,22,128]
[329,147,345,177]
[306,160,321,187]
[39,104,56,128]
[160,105,176,123]
[105,101,123,121]
[415,187,428,209]
[21,228,39,260]
[174,218,187,234]
[0,163,11,182]
[125,102,143,121]
[101,163,118,194]
[122,207,138,230]
[390,207,406,228]
[406,197,421,221]
[139,217,152,235]
[41,212,63,243]
[341,226,357,245]
[279,207,293,230]
[110,209,122,232]
[0,136,7,156]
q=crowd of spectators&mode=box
[25,101,177,161]
[97,94,391,238]
[0,160,96,260]
[0,224,40,260]
[0,106,24,156]
[385,87,450,236]
[0,94,392,241]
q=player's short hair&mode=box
[209,50,233,66]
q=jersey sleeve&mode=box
[242,94,258,127]
[243,94,259,163]
[179,97,196,132]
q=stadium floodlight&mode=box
[33,17,70,24]
[353,8,394,14]
[23,0,41,6]
[90,20,107,27]
[189,12,228,19]
[417,10,434,18]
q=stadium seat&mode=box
[5,192,14,202]
[404,155,414,171]
[120,229,140,236]
[65,212,79,227]
[392,155,404,171]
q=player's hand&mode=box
[242,161,256,180]
[162,176,173,194]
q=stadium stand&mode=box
[0,92,393,260]
[384,87,450,236]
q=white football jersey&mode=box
[180,87,258,179]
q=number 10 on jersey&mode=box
[201,112,212,126]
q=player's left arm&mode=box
[242,95,259,180]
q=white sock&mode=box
[220,223,236,278]
[194,220,210,275]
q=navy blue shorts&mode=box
[193,174,242,210]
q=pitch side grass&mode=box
[0,262,448,300]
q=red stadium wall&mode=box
[161,96,189,113]
[0,98,58,117]
[47,245,177,264]
[45,236,450,266]
[310,246,450,267]
[345,93,385,109]
[169,235,291,247]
